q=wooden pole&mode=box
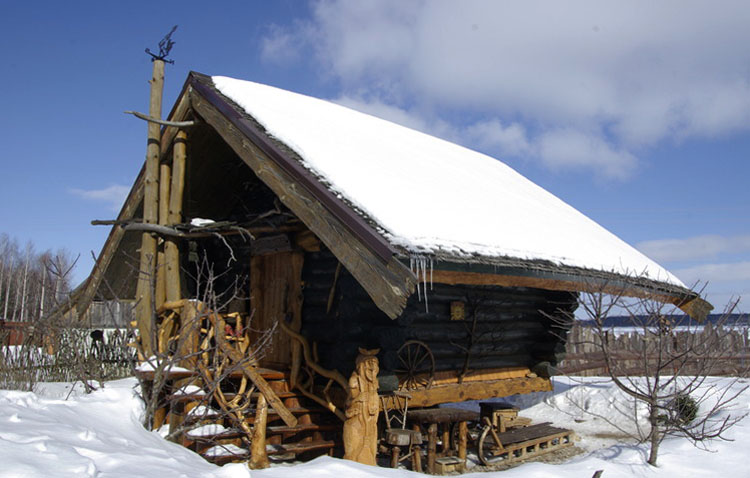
[426,424,437,474]
[412,444,422,472]
[249,394,270,469]
[165,129,186,302]
[288,252,304,388]
[458,420,468,468]
[155,161,170,308]
[135,58,165,357]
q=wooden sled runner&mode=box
[477,421,575,466]
[475,401,575,466]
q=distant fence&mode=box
[559,323,750,376]
[0,326,136,390]
[83,301,135,328]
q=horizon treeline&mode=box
[0,233,77,322]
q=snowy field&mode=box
[0,377,747,478]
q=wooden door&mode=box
[249,251,303,370]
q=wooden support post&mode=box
[249,394,270,469]
[152,407,167,431]
[458,420,468,465]
[176,301,200,368]
[427,424,437,474]
[390,446,400,468]
[442,426,450,455]
[288,252,304,388]
[155,161,170,308]
[412,445,422,472]
[165,130,187,302]
[135,58,165,357]
[168,301,201,438]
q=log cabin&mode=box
[65,71,710,467]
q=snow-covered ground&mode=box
[0,377,747,477]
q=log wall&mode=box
[301,249,578,378]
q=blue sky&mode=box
[1,1,748,313]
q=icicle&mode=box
[412,255,421,302]
[429,257,433,291]
[409,254,432,312]
[422,256,429,313]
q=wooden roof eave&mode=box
[428,261,713,321]
[187,73,417,319]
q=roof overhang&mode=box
[65,72,711,322]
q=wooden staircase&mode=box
[137,367,342,466]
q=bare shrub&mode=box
[549,289,748,466]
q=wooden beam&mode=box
[190,90,416,319]
[125,110,196,127]
[430,269,711,320]
[404,377,552,408]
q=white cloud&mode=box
[638,234,750,263]
[673,261,750,284]
[536,129,637,179]
[464,120,532,158]
[70,185,129,211]
[267,0,750,177]
[261,23,307,66]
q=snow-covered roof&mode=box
[212,76,683,288]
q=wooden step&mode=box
[260,405,330,417]
[168,389,299,403]
[136,367,288,381]
[200,445,250,465]
[185,425,244,441]
[267,422,340,434]
[203,453,249,466]
[202,440,336,464]
[266,439,336,456]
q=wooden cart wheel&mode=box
[395,340,435,390]
[477,424,501,466]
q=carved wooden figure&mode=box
[343,348,380,466]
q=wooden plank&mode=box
[403,377,552,409]
[190,91,416,319]
[251,252,297,369]
[267,440,335,455]
[430,367,531,386]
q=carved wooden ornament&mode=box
[343,348,380,466]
